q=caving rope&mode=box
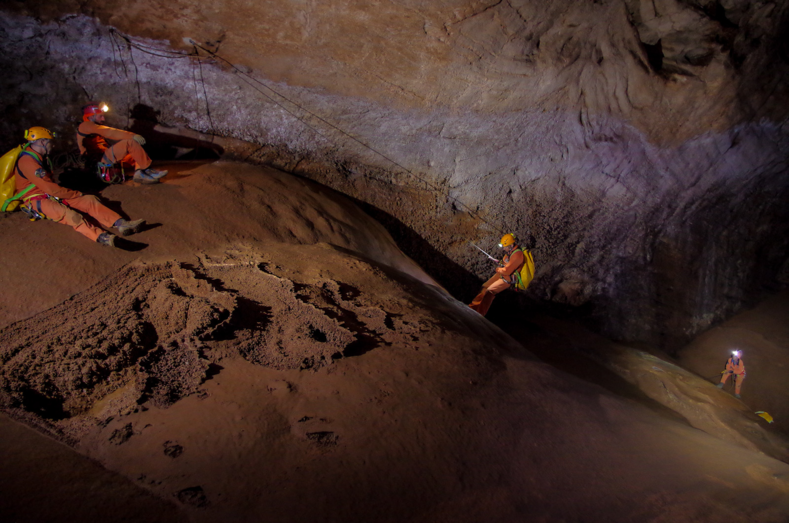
[106,29,510,238]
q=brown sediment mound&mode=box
[0,249,432,422]
[3,162,789,522]
[0,264,222,418]
[0,160,436,331]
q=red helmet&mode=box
[83,103,109,121]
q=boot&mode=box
[96,232,117,247]
[115,218,146,237]
[716,383,724,388]
[142,167,168,179]
[133,170,160,184]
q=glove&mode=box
[132,134,146,145]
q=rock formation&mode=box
[1,1,788,348]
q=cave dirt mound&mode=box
[0,249,435,429]
[0,160,435,330]
[3,162,789,522]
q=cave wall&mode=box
[1,0,788,350]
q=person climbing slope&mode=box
[717,349,746,398]
[469,233,530,317]
[14,126,146,247]
[76,102,167,184]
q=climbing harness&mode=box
[9,144,59,220]
[96,162,126,184]
[20,198,47,221]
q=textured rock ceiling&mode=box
[1,0,788,349]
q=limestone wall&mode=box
[1,0,787,349]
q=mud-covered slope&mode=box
[679,291,789,435]
[1,1,788,350]
[2,164,789,522]
[496,311,789,463]
[0,161,434,329]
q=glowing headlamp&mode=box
[101,104,109,113]
[732,350,741,357]
[498,243,503,248]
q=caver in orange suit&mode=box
[76,103,166,186]
[469,234,525,317]
[719,353,746,396]
[12,126,146,247]
[76,118,152,172]
[15,145,122,242]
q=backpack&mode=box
[1,145,26,212]
[1,145,43,212]
[512,248,536,292]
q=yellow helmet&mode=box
[499,233,517,248]
[24,126,55,142]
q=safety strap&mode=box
[10,145,58,211]
[499,247,525,286]
[1,184,36,212]
[511,248,524,288]
[14,145,51,179]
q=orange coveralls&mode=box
[76,120,152,170]
[469,248,525,316]
[15,151,121,241]
[719,357,746,395]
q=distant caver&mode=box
[717,349,746,399]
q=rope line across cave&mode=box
[107,29,505,235]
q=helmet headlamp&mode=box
[83,102,109,121]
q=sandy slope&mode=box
[0,412,187,523]
[2,162,789,522]
[678,292,789,435]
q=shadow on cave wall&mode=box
[351,197,483,303]
[59,104,223,193]
[128,104,223,161]
[351,195,604,338]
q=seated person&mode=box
[76,103,167,185]
[14,126,145,247]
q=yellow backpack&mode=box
[512,248,536,291]
[1,145,24,212]
[1,145,36,212]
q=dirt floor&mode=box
[2,161,789,522]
